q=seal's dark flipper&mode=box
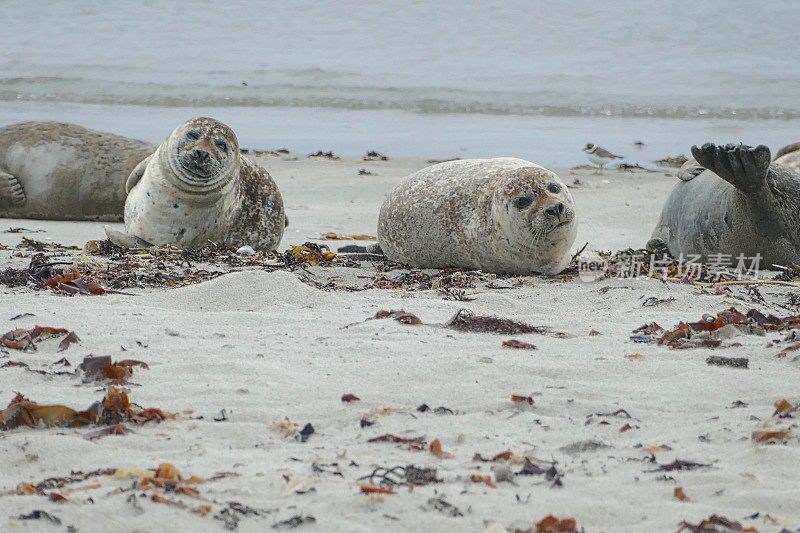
[104,225,153,249]
[0,172,26,207]
[691,143,771,193]
[338,243,383,255]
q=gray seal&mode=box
[107,117,285,251]
[0,122,154,220]
[649,143,800,267]
[375,157,577,274]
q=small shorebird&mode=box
[583,143,623,173]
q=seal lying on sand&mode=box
[0,122,154,221]
[106,117,285,251]
[649,143,800,267]
[774,141,800,173]
[366,158,577,274]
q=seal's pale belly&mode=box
[125,164,238,248]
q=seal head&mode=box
[490,166,577,273]
[165,117,239,193]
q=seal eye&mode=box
[547,183,561,194]
[214,139,228,152]
[186,130,201,141]
[514,196,534,209]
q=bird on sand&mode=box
[583,143,623,173]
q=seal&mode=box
[0,122,154,221]
[375,157,577,274]
[649,143,800,267]
[774,141,800,173]
[107,117,285,251]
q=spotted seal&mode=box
[774,141,800,173]
[0,122,154,221]
[106,117,285,251]
[374,157,577,274]
[649,143,800,267]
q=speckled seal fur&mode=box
[115,117,285,251]
[377,157,577,274]
[0,122,154,221]
[650,143,800,266]
[774,141,800,173]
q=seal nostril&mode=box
[546,202,565,218]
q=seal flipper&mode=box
[0,171,26,207]
[691,143,771,193]
[104,225,153,249]
[125,155,152,194]
[676,159,705,182]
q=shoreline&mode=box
[2,102,799,168]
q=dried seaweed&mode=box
[359,484,395,494]
[535,515,579,533]
[0,388,174,430]
[706,356,748,368]
[503,339,536,349]
[429,438,453,458]
[0,267,30,287]
[518,459,564,487]
[646,459,711,472]
[45,272,106,295]
[16,510,62,525]
[371,309,422,325]
[404,465,439,485]
[1,325,77,352]
[677,514,758,533]
[445,309,556,335]
[308,150,339,159]
[287,242,336,266]
[654,154,689,168]
[425,496,463,517]
[751,430,789,443]
[368,434,426,451]
[773,399,798,417]
[79,355,150,385]
[363,150,388,161]
[635,307,795,349]
[273,515,317,529]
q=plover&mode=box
[583,143,623,173]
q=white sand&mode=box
[1,157,798,532]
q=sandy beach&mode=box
[1,154,799,533]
